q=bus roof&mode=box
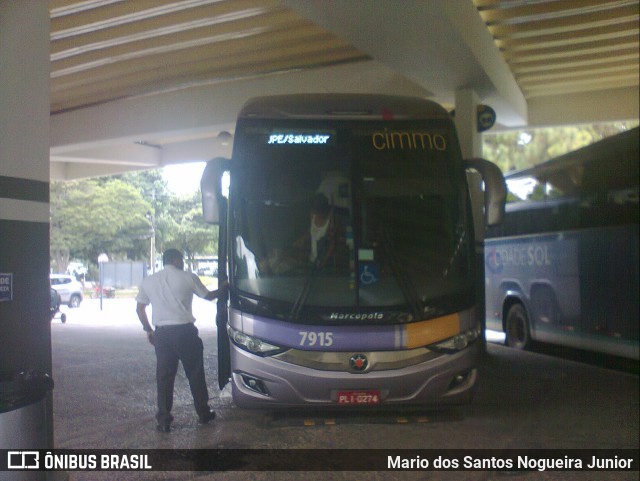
[238,94,452,121]
[506,127,638,195]
[504,126,639,183]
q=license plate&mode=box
[337,390,380,405]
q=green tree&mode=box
[51,169,222,276]
[51,180,86,272]
[161,191,218,271]
[117,169,172,268]
[482,121,638,173]
[50,178,152,273]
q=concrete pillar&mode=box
[0,1,53,477]
[454,88,483,159]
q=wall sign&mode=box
[0,273,13,302]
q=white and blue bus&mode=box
[202,94,505,408]
[485,127,639,360]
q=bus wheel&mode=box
[505,304,530,350]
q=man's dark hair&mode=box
[310,193,330,216]
[163,249,183,266]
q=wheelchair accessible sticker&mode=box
[359,263,379,285]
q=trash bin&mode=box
[0,371,53,415]
[0,372,54,480]
[0,372,53,454]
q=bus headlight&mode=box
[227,325,284,356]
[430,324,482,352]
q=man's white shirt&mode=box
[136,265,209,326]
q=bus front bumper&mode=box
[228,341,482,409]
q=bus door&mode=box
[201,158,232,389]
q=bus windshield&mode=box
[230,120,474,323]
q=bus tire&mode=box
[505,304,530,350]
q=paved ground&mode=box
[49,298,639,481]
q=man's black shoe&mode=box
[198,410,216,425]
[156,422,171,433]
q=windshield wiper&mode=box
[289,268,316,321]
[378,226,423,321]
[288,237,334,321]
[443,225,466,278]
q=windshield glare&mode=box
[230,121,473,318]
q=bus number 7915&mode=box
[299,331,334,347]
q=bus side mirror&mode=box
[201,157,230,224]
[465,158,506,227]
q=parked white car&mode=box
[50,274,83,308]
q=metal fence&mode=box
[101,261,145,289]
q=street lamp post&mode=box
[150,219,156,274]
[147,195,156,275]
[98,253,109,310]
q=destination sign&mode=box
[267,133,331,145]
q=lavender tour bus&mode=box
[202,94,505,408]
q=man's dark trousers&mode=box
[154,323,210,425]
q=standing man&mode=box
[136,248,226,433]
